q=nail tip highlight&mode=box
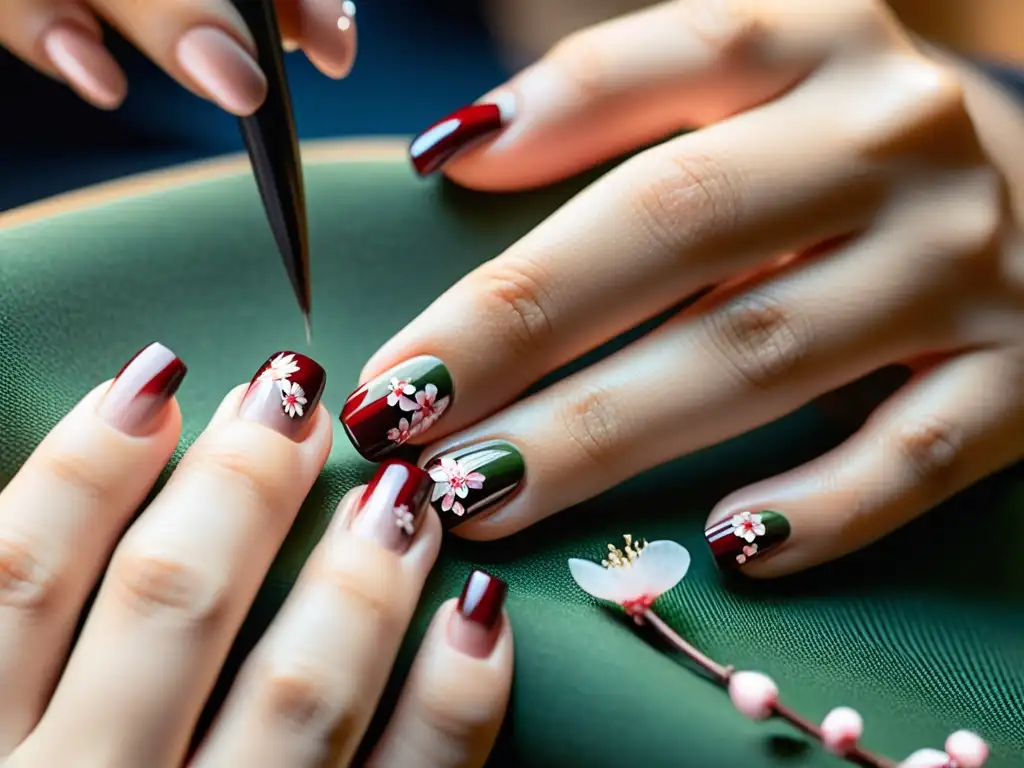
[408,102,508,177]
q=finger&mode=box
[0,0,125,109]
[193,459,440,768]
[276,0,358,79]
[345,88,892,461]
[703,347,1024,577]
[16,352,329,767]
[415,225,963,538]
[408,0,907,185]
[367,575,512,768]
[0,343,184,753]
[89,0,267,116]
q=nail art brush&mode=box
[231,0,312,343]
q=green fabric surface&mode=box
[1,155,1022,767]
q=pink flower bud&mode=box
[945,730,988,767]
[898,748,954,767]
[820,707,863,754]
[728,671,779,720]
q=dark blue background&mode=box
[0,0,508,211]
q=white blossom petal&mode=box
[898,749,954,768]
[568,559,630,603]
[630,540,691,599]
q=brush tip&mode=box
[303,312,312,345]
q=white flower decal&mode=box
[387,378,419,411]
[736,543,758,565]
[393,504,415,535]
[412,384,450,431]
[731,511,766,543]
[280,380,307,418]
[428,456,486,517]
[568,537,690,622]
[387,414,422,444]
[258,353,300,384]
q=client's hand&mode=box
[0,0,356,114]
[339,0,1024,577]
[0,343,512,767]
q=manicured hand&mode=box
[1,343,512,767]
[342,0,1024,577]
[0,0,357,114]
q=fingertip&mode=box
[43,22,128,110]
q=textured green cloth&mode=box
[1,157,1022,767]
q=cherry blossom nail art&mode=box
[340,355,453,461]
[424,440,524,530]
[239,351,326,441]
[350,459,432,553]
[97,342,187,436]
[705,510,790,571]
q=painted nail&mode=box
[409,93,516,176]
[97,343,187,436]
[43,23,127,110]
[340,355,454,462]
[705,510,791,571]
[350,459,431,553]
[239,351,326,440]
[424,440,524,530]
[303,0,358,79]
[176,26,267,116]
[448,570,507,658]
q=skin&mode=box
[361,0,1024,578]
[0,383,512,766]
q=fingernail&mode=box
[705,510,791,571]
[176,26,268,116]
[409,92,516,176]
[448,569,507,658]
[97,343,187,436]
[424,440,524,530]
[340,355,454,461]
[43,23,127,110]
[239,351,326,440]
[350,459,431,553]
[303,0,358,79]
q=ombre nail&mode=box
[239,351,325,441]
[97,343,186,436]
[448,570,507,658]
[350,459,431,553]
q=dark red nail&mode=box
[98,342,187,435]
[340,355,454,462]
[409,98,514,176]
[350,459,432,552]
[239,351,326,441]
[705,510,792,571]
[456,570,507,630]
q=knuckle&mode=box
[36,447,108,502]
[700,292,811,390]
[0,535,58,611]
[111,550,224,624]
[628,152,739,256]
[890,415,964,491]
[476,257,556,357]
[314,553,404,633]
[559,385,626,469]
[192,446,291,513]
[256,661,336,731]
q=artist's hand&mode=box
[340,0,1024,577]
[0,343,511,767]
[0,0,356,114]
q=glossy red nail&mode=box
[409,98,514,176]
[449,569,507,658]
[97,342,187,435]
[350,459,432,553]
[239,351,326,441]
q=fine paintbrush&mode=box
[231,0,312,342]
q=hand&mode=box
[341,0,1024,577]
[1,343,512,767]
[0,0,357,114]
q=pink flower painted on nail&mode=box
[428,456,485,516]
[387,415,421,444]
[258,352,300,384]
[393,504,415,535]
[387,378,419,411]
[735,543,759,565]
[413,383,449,430]
[280,380,307,418]
[731,511,766,543]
